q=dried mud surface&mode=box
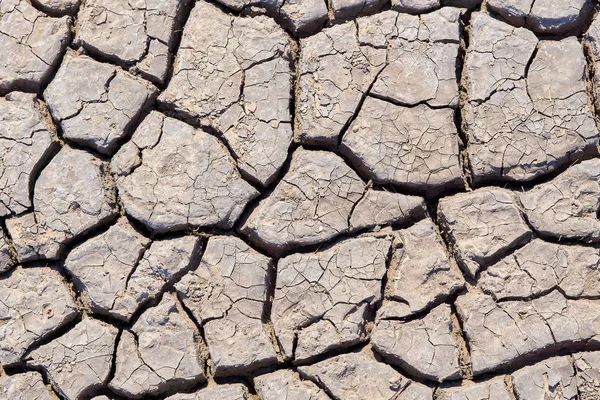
[2,0,600,399]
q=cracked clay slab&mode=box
[0,266,78,367]
[479,239,600,301]
[175,235,278,377]
[380,218,465,318]
[114,111,258,233]
[0,371,58,400]
[271,236,391,362]
[110,293,206,398]
[341,97,464,196]
[44,51,157,155]
[456,290,600,375]
[0,0,71,93]
[6,147,118,262]
[0,91,59,217]
[28,317,119,400]
[253,369,331,400]
[298,350,434,400]
[158,0,294,186]
[519,159,600,243]
[75,0,191,84]
[372,303,462,382]
[240,147,365,255]
[437,188,532,277]
[464,15,599,183]
[487,0,594,34]
[65,219,202,321]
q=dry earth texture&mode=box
[3,0,600,399]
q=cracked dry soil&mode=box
[3,0,600,399]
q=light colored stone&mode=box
[114,111,258,233]
[0,372,58,400]
[0,92,59,217]
[44,52,157,154]
[176,236,277,376]
[29,318,118,400]
[456,290,600,375]
[272,237,391,362]
[437,188,532,277]
[487,0,593,34]
[512,356,578,400]
[480,239,600,300]
[0,266,78,366]
[330,0,387,20]
[443,0,480,7]
[392,0,440,14]
[31,0,80,15]
[349,188,426,232]
[436,376,512,400]
[298,351,433,400]
[373,304,461,382]
[254,369,330,400]
[279,0,329,35]
[165,384,249,400]
[341,98,463,196]
[76,0,191,84]
[381,218,465,318]
[6,147,118,262]
[519,159,600,242]
[159,1,293,186]
[0,0,71,93]
[465,17,598,183]
[240,148,365,254]
[110,293,206,398]
[65,222,201,321]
